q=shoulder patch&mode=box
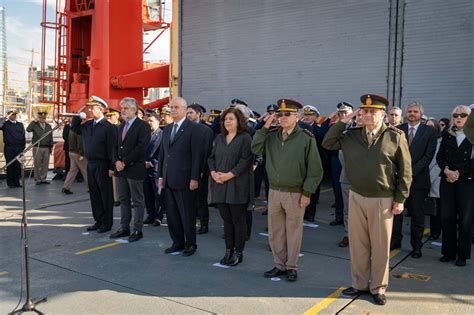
[388,125,404,134]
[302,129,315,138]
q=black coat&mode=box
[146,129,163,178]
[399,123,437,190]
[114,118,151,180]
[71,116,117,170]
[158,118,204,189]
[0,120,26,148]
[197,121,215,176]
[62,123,70,151]
[436,130,473,180]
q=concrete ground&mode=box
[0,175,473,314]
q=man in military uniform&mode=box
[323,94,412,305]
[160,106,173,128]
[252,99,323,282]
[26,111,53,185]
[0,110,26,188]
[106,108,121,126]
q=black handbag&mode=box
[422,197,437,216]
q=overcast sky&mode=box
[1,0,171,92]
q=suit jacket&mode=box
[399,123,437,190]
[197,121,215,176]
[436,130,473,180]
[114,117,151,180]
[146,129,163,178]
[62,123,70,151]
[158,118,203,189]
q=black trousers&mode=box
[87,161,114,228]
[143,175,163,221]
[429,197,442,237]
[331,154,344,220]
[218,203,247,252]
[304,184,321,220]
[164,187,197,247]
[197,175,209,225]
[4,145,22,187]
[440,178,474,260]
[392,188,429,249]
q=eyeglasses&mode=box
[276,112,293,117]
[452,113,468,118]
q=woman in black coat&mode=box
[208,107,254,266]
[436,105,473,267]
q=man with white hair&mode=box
[158,97,204,256]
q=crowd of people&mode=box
[1,94,473,306]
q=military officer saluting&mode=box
[252,98,323,282]
[323,94,412,305]
[0,110,26,188]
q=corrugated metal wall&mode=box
[400,0,473,118]
[180,0,473,118]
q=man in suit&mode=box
[143,111,164,226]
[109,97,150,242]
[187,103,214,234]
[0,110,26,188]
[71,96,117,233]
[391,102,437,258]
[158,97,204,256]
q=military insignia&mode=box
[280,100,287,109]
[366,95,372,106]
[303,129,315,138]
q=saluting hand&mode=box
[263,113,276,129]
[392,202,404,215]
[340,109,360,124]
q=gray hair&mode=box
[389,106,402,114]
[120,97,139,112]
[406,101,424,114]
[234,104,251,121]
[171,97,187,108]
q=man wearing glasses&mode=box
[251,99,323,282]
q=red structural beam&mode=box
[110,64,169,89]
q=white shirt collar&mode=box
[8,119,17,124]
[408,122,421,134]
[173,116,186,130]
[94,116,105,124]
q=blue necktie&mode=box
[170,123,178,141]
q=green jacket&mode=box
[26,121,53,148]
[465,111,474,144]
[251,125,323,197]
[322,121,412,203]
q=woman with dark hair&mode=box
[208,107,254,266]
[426,118,442,239]
[438,118,450,133]
[436,105,473,267]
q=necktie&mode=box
[408,127,415,145]
[122,122,129,141]
[367,131,374,145]
[282,131,289,141]
[93,120,97,127]
[170,123,178,141]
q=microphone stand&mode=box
[2,117,69,315]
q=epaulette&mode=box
[302,129,315,138]
[388,125,403,134]
[269,127,280,133]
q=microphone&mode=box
[59,112,87,119]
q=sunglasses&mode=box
[452,113,468,118]
[276,112,293,117]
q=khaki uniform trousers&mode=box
[63,152,88,190]
[268,189,305,271]
[348,190,393,295]
[32,146,50,182]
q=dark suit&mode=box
[144,129,163,221]
[392,123,437,250]
[63,123,71,176]
[436,130,473,259]
[114,117,150,232]
[196,121,214,227]
[158,118,204,247]
[0,119,26,187]
[72,116,117,229]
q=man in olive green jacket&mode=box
[465,108,474,144]
[323,94,412,306]
[252,98,323,282]
[26,111,54,184]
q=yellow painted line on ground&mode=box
[390,249,400,259]
[75,242,121,256]
[0,272,9,276]
[320,188,333,193]
[424,228,430,236]
[303,286,346,315]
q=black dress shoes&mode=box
[110,229,130,239]
[372,293,387,305]
[428,234,440,240]
[287,269,297,281]
[263,267,287,278]
[86,223,101,231]
[342,287,369,296]
[197,225,209,235]
[152,219,161,226]
[304,216,315,223]
[439,255,455,263]
[114,201,121,207]
[227,251,243,266]
[390,242,401,250]
[455,259,466,267]
[262,209,268,215]
[41,181,50,184]
[411,248,422,259]
[182,245,197,256]
[220,249,234,265]
[338,236,349,247]
[128,231,143,242]
[62,188,73,195]
[329,219,343,226]
[164,244,185,254]
[97,226,112,233]
[143,216,154,225]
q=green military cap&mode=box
[277,99,303,112]
[105,108,120,116]
[360,94,389,110]
[86,95,108,108]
